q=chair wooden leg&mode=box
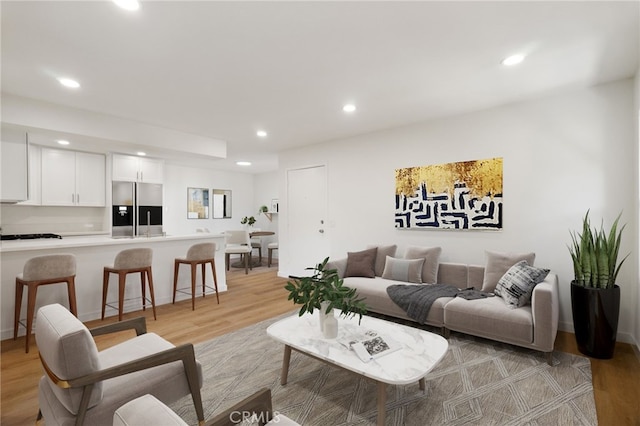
[211,260,220,304]
[146,267,157,320]
[190,263,197,311]
[172,260,180,304]
[244,253,249,274]
[140,271,147,312]
[268,249,273,267]
[101,269,109,320]
[14,280,23,340]
[201,262,206,297]
[225,253,230,271]
[25,284,38,353]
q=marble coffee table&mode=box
[267,311,449,425]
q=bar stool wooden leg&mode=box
[14,279,24,340]
[172,260,180,304]
[25,284,38,353]
[101,269,109,320]
[190,263,197,311]
[201,263,206,297]
[140,271,147,312]
[118,272,126,322]
[146,267,157,320]
[211,260,220,304]
[66,277,78,316]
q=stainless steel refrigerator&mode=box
[112,182,163,237]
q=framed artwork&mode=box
[270,198,279,213]
[395,157,503,230]
[212,189,232,218]
[187,187,209,219]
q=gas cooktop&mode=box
[0,233,63,241]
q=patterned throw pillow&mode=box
[381,256,425,284]
[494,260,550,308]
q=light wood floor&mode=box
[2,265,639,425]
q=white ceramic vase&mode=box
[318,300,332,333]
[319,300,338,339]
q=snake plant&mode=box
[568,210,628,289]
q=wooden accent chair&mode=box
[35,303,204,426]
[14,254,77,353]
[102,248,156,321]
[173,242,220,310]
[113,388,300,426]
[224,230,252,274]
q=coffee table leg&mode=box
[281,345,292,385]
[377,382,386,426]
[419,377,426,391]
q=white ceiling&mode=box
[2,1,638,173]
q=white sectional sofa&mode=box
[327,246,559,365]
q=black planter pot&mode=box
[570,281,620,359]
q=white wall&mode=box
[635,68,640,352]
[278,78,638,344]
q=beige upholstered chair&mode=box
[224,230,252,274]
[173,242,220,310]
[113,389,300,426]
[102,248,156,321]
[14,254,77,353]
[267,242,278,268]
[35,303,204,426]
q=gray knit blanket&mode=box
[387,284,493,324]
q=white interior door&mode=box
[287,165,328,276]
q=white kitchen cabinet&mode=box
[1,129,28,203]
[41,148,106,206]
[18,144,41,205]
[112,154,163,183]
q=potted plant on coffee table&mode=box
[568,210,629,359]
[285,257,368,337]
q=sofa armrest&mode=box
[326,257,347,279]
[530,272,559,352]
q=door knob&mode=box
[319,229,324,234]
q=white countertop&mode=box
[0,233,225,253]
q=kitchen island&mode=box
[0,233,226,340]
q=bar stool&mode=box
[102,248,156,321]
[268,242,279,267]
[173,242,220,310]
[14,254,77,353]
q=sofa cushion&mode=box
[344,247,377,278]
[494,261,550,308]
[404,246,442,284]
[381,256,424,283]
[368,244,398,276]
[444,296,534,344]
[481,250,535,293]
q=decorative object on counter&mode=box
[14,254,78,353]
[285,257,368,330]
[187,187,209,219]
[173,242,220,310]
[395,157,503,230]
[240,216,256,226]
[568,210,628,359]
[212,189,232,219]
[1,233,63,241]
[102,248,157,321]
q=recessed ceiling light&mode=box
[137,152,146,156]
[501,54,525,66]
[113,0,140,11]
[58,78,80,88]
[343,104,356,113]
[236,161,252,166]
[256,130,267,138]
[57,140,70,145]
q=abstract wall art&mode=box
[395,157,503,230]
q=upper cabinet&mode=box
[1,128,28,203]
[41,148,106,206]
[112,154,163,183]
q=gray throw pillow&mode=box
[494,260,550,308]
[381,256,424,283]
[368,244,398,277]
[404,246,442,284]
[344,247,377,278]
[481,250,536,293]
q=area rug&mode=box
[170,313,597,425]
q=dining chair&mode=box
[267,242,279,267]
[224,230,253,274]
[250,228,263,264]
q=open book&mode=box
[338,330,401,362]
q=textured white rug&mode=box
[172,313,597,425]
